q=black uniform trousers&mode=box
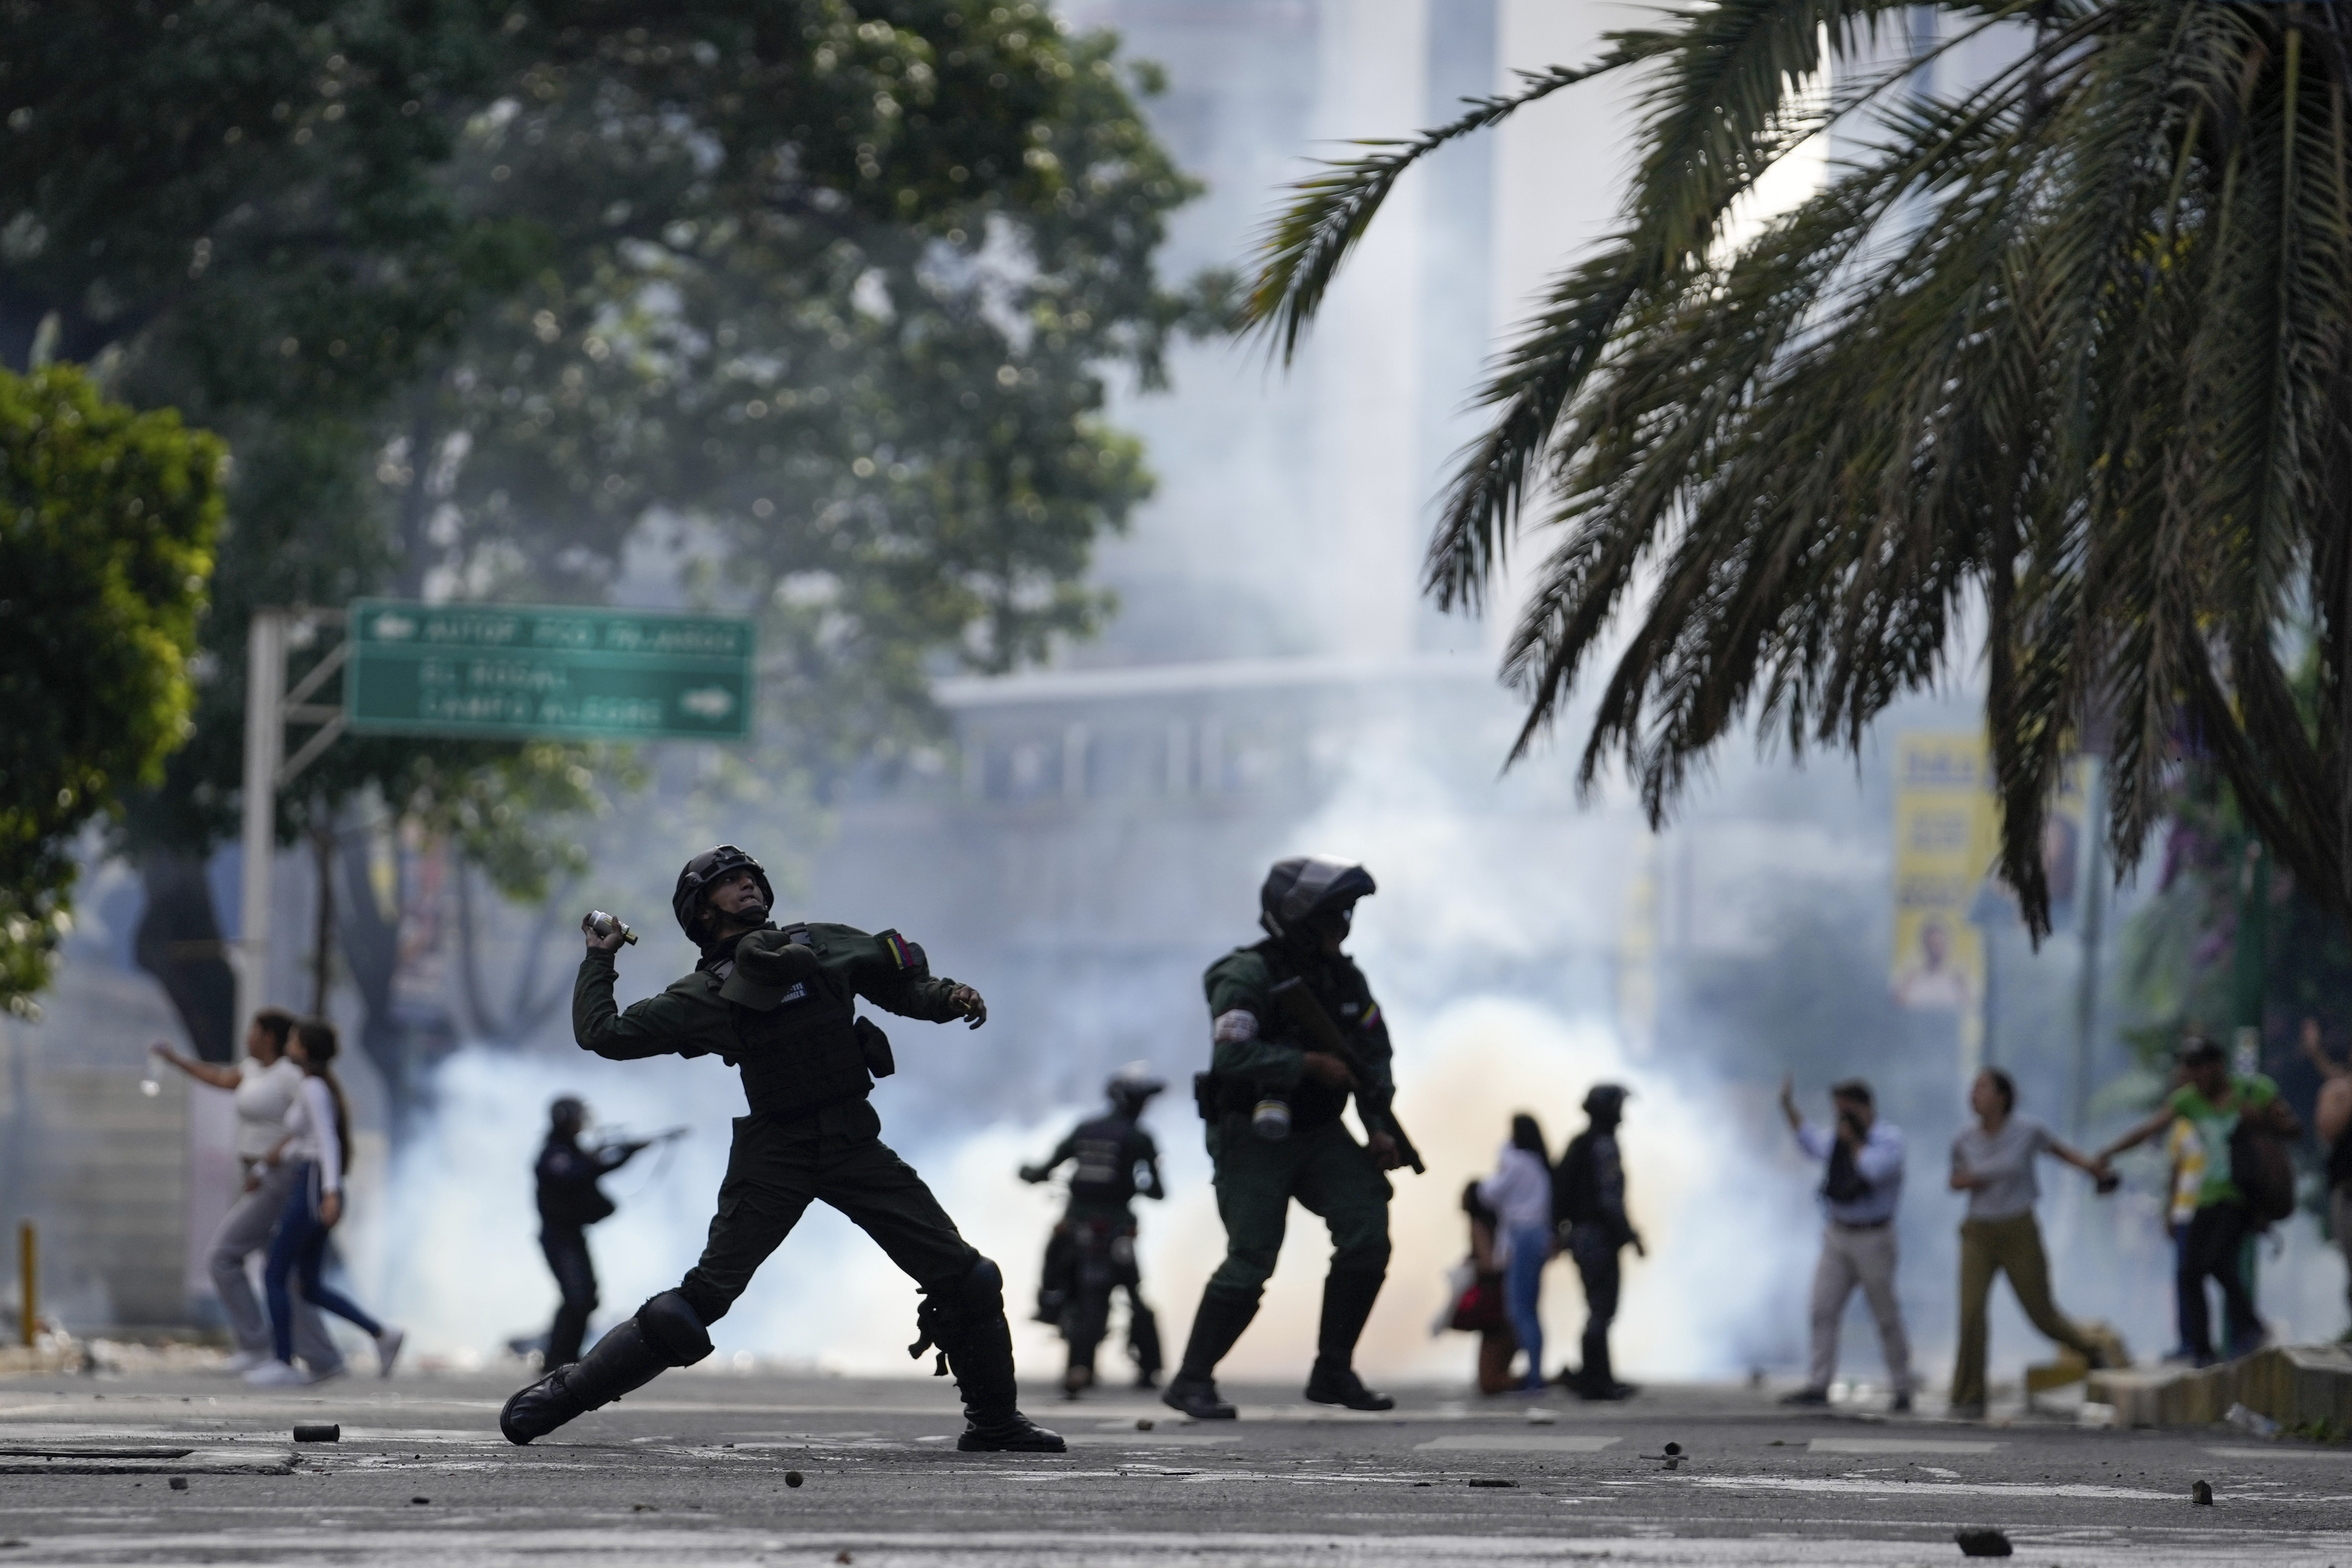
[677,1096,979,1325]
[540,1226,599,1368]
[1567,1224,1623,1385]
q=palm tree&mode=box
[1244,0,2352,936]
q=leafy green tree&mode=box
[1243,0,2352,936]
[1,2,1204,1090]
[0,366,222,1015]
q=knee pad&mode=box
[635,1290,714,1367]
[958,1255,1006,1317]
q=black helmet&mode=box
[550,1096,587,1134]
[672,844,774,939]
[1583,1083,1631,1120]
[1107,1061,1166,1114]
[1258,855,1376,943]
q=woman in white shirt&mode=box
[1475,1113,1554,1391]
[244,1019,405,1386]
[151,1008,342,1377]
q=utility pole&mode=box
[201,609,347,1306]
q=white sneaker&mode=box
[302,1361,349,1385]
[374,1326,405,1378]
[219,1348,272,1375]
[243,1359,308,1388]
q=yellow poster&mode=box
[1891,733,1997,1020]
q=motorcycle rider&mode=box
[1020,1062,1168,1397]
[1163,856,1411,1420]
[497,845,1064,1453]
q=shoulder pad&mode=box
[1205,945,1272,986]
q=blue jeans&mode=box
[266,1163,382,1364]
[1503,1225,1549,1387]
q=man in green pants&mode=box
[498,844,1064,1453]
[1163,857,1410,1420]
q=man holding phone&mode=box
[1779,1077,1914,1411]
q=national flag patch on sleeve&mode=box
[1359,1003,1382,1031]
[881,931,919,970]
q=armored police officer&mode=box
[1163,857,1412,1420]
[1020,1062,1167,1398]
[1553,1083,1643,1400]
[534,1097,650,1371]
[498,845,1064,1453]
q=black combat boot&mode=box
[948,1311,1067,1452]
[1128,1301,1163,1389]
[1573,1322,1637,1401]
[1303,1267,1392,1410]
[917,1259,1064,1453]
[499,1319,666,1444]
[1162,1289,1257,1420]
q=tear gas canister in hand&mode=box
[1252,1098,1293,1141]
[586,910,639,945]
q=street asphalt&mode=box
[2,1368,2349,1566]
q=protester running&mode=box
[244,1018,405,1386]
[151,1009,344,1380]
[1946,1067,2119,1418]
[2095,1037,2299,1365]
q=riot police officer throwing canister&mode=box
[1163,857,1418,1420]
[498,846,1065,1453]
[1020,1062,1168,1399]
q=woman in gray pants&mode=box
[151,1009,344,1379]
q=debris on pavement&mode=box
[1954,1527,2012,1556]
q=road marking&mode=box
[0,1445,295,1475]
[5,1526,2349,1566]
[2204,1445,2352,1461]
[1061,1433,1244,1447]
[1808,1437,2000,1455]
[1413,1434,1620,1453]
[1695,1475,2175,1500]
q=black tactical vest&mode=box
[724,961,873,1118]
[1249,939,1356,1135]
[1067,1113,1145,1208]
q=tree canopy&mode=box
[0,365,222,1014]
[1243,0,2352,938]
[0,0,1206,1073]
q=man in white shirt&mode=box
[1778,1076,1912,1410]
[151,1009,342,1378]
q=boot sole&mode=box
[956,1435,1069,1453]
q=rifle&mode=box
[1267,977,1425,1174]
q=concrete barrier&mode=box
[2088,1343,2352,1431]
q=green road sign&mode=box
[345,598,756,742]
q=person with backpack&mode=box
[2095,1036,2300,1365]
[243,1017,405,1386]
[2297,1020,2352,1340]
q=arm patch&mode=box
[879,930,928,974]
[1212,1009,1259,1044]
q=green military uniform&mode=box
[1197,939,1396,1308]
[572,923,980,1324]
[1162,926,1397,1415]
